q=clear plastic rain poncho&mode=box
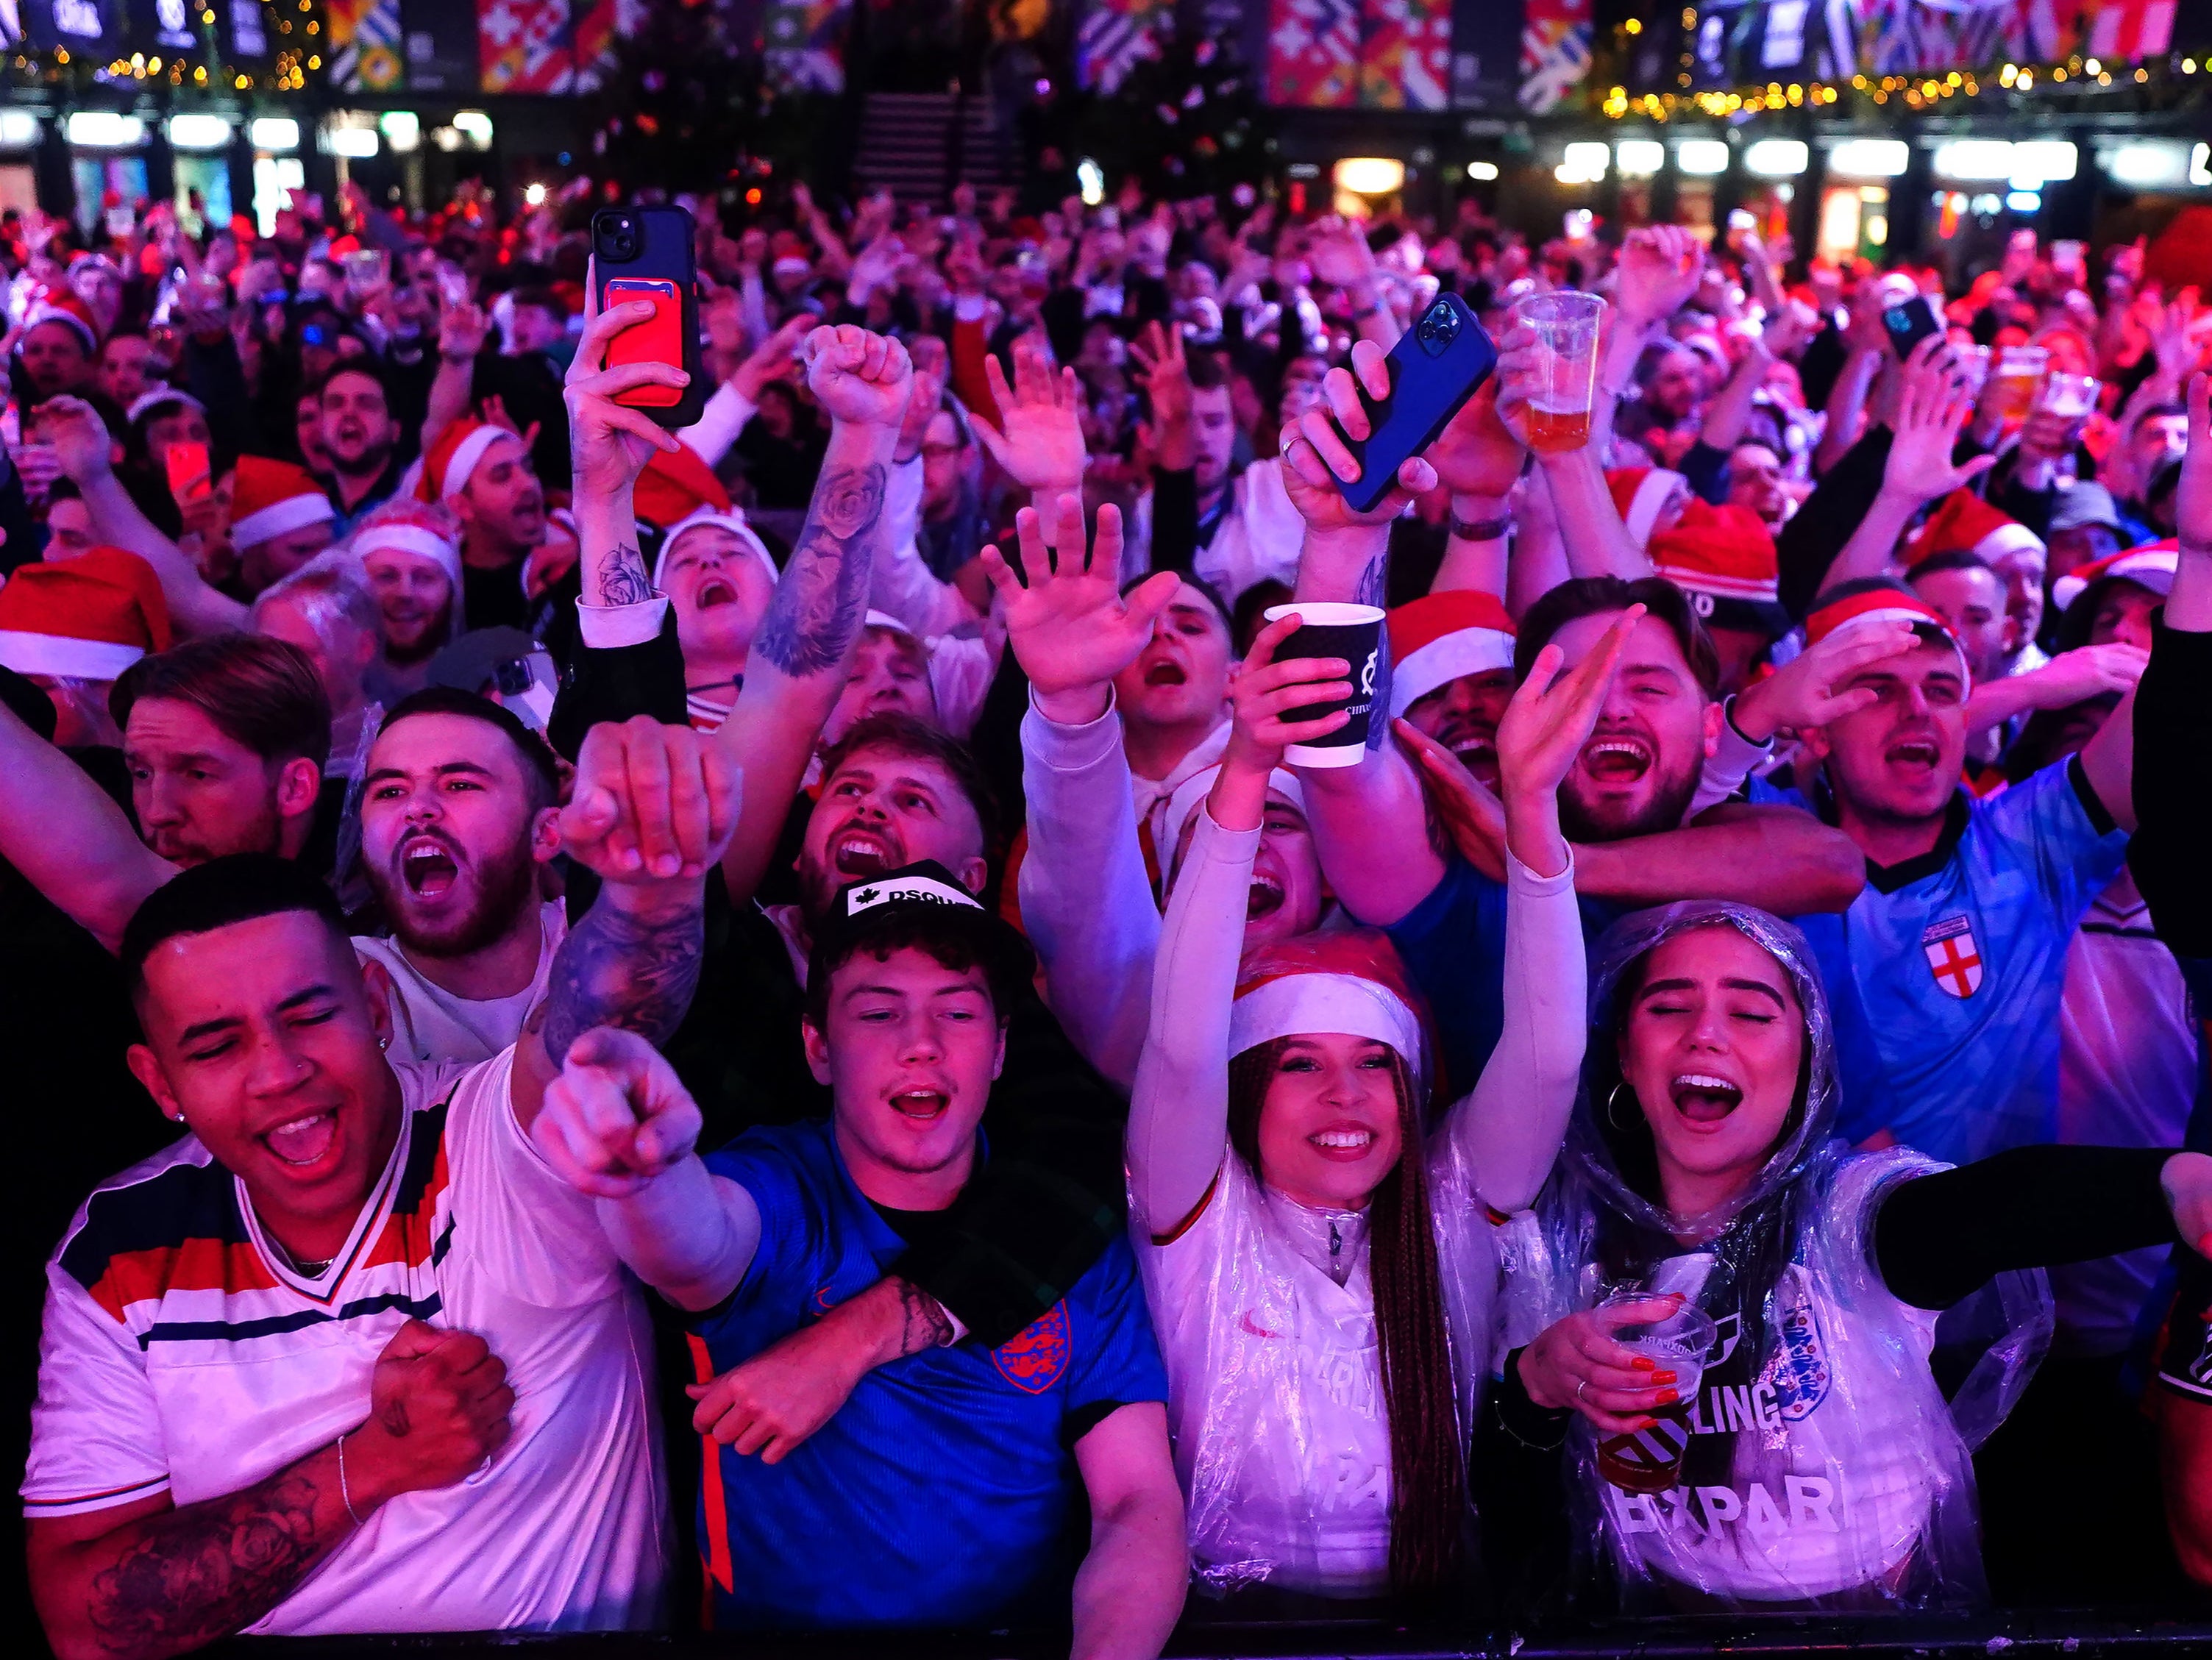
[1140,931,1509,1601]
[1496,901,2051,1613]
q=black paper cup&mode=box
[1263,602,1386,769]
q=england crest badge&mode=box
[1921,914,1982,998]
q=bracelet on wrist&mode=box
[1351,301,1385,320]
[1448,511,1514,543]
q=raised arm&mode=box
[1128,616,1356,1235]
[1576,801,1866,913]
[0,697,179,952]
[1443,616,1637,1212]
[989,496,1179,1086]
[1425,379,1526,599]
[1277,342,1451,925]
[713,327,912,903]
[43,396,246,638]
[1492,323,1651,580]
[1825,339,1994,589]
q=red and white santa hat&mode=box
[349,503,465,592]
[1651,500,1790,637]
[124,387,205,427]
[2051,541,2179,612]
[414,418,513,504]
[1606,466,1691,550]
[1230,930,1427,1078]
[651,507,780,593]
[1805,582,1971,683]
[1157,763,1307,884]
[1906,487,2045,567]
[19,288,99,352]
[228,455,336,549]
[1386,591,1517,719]
[633,443,733,529]
[0,546,172,680]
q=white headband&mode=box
[1388,628,1516,719]
[231,491,335,549]
[1159,764,1306,886]
[652,509,780,593]
[1229,972,1423,1069]
[353,523,463,584]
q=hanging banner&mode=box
[480,0,575,93]
[23,0,120,54]
[1518,0,1590,112]
[1076,0,1170,93]
[761,0,849,92]
[1266,0,1361,106]
[1359,0,1451,108]
[328,0,405,92]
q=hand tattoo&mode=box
[895,1278,956,1355]
[752,463,885,677]
[542,893,705,1067]
[88,1472,324,1654]
[597,543,652,608]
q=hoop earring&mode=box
[1605,1081,1639,1133]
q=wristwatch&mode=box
[1449,512,1513,543]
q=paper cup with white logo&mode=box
[1262,602,1386,769]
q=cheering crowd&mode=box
[4,168,2212,1654]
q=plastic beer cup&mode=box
[1512,291,1604,454]
[1591,1293,1718,1497]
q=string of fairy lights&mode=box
[1595,10,2208,121]
[3,1,320,96]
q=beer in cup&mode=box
[1592,1292,1718,1497]
[1512,291,1604,455]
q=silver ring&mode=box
[1280,432,1304,460]
[1576,1378,1589,1403]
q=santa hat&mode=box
[1805,583,1970,683]
[633,444,733,528]
[20,288,99,352]
[125,387,205,427]
[650,507,779,594]
[416,418,511,504]
[1606,466,1690,550]
[1158,763,1307,885]
[228,456,336,548]
[2052,541,2180,613]
[351,516,464,593]
[1907,488,2045,568]
[1651,501,1790,638]
[0,546,172,680]
[1387,591,1517,719]
[1230,930,1426,1078]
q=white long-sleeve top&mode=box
[1126,801,1585,1597]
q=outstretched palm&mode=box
[1496,608,1642,801]
[1884,346,1996,505]
[973,332,1086,491]
[981,496,1178,699]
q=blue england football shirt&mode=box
[689,1119,1167,1632]
[1753,758,2127,1163]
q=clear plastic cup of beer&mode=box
[1590,1292,1718,1497]
[1955,343,1991,398]
[1512,290,1606,454]
[1993,345,2049,422]
[2038,371,2100,420]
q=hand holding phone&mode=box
[164,440,212,505]
[590,207,706,429]
[1882,294,1943,361]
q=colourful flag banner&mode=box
[480,0,574,95]
[1078,0,1170,93]
[329,0,403,91]
[1359,0,1451,108]
[1267,0,1361,107]
[1518,0,1590,112]
[2084,0,2175,60]
[763,0,849,93]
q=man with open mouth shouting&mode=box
[1753,574,2135,1166]
[25,710,737,1652]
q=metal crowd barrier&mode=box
[210,1607,2212,1659]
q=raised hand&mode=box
[1495,607,1642,874]
[344,1321,516,1506]
[35,395,115,482]
[1614,227,1705,326]
[1281,340,1439,532]
[1394,718,1508,883]
[730,314,814,403]
[564,263,687,499]
[1731,619,1920,742]
[532,1026,704,1200]
[1128,319,1191,430]
[2014,641,2150,708]
[972,331,1085,491]
[1306,215,1379,291]
[803,324,914,428]
[1518,1297,1688,1434]
[1224,612,1354,777]
[1436,377,1530,495]
[1882,338,1996,505]
[560,715,742,884]
[438,299,491,363]
[978,496,1178,722]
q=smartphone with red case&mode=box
[164,440,212,505]
[591,204,706,428]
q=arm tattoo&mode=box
[895,1278,956,1354]
[541,891,705,1066]
[597,542,653,608]
[87,1472,327,1654]
[751,463,886,677]
[1356,548,1393,752]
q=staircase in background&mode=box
[852,91,1019,209]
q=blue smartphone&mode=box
[1882,294,1943,361]
[1335,293,1498,515]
